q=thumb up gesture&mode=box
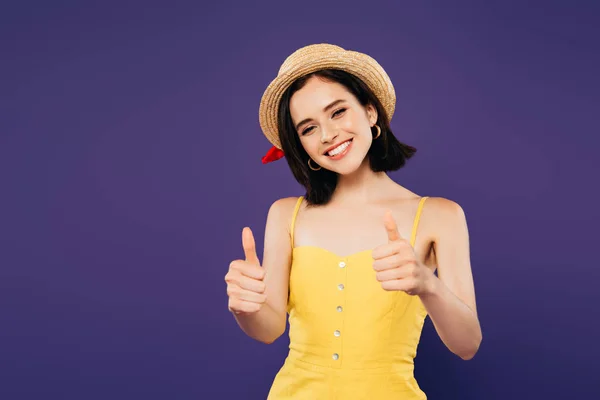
[225,227,267,314]
[372,211,433,296]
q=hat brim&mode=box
[259,49,396,150]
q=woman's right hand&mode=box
[225,227,267,315]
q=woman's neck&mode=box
[330,159,395,205]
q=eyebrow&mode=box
[294,99,347,131]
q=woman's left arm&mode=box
[373,198,482,359]
[419,198,482,360]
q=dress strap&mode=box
[290,196,304,248]
[410,196,429,247]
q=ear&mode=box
[366,104,378,126]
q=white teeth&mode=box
[328,141,351,156]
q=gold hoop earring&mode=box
[373,125,381,139]
[308,158,321,171]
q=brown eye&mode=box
[332,108,346,117]
[301,126,314,135]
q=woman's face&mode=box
[289,76,377,175]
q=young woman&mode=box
[225,43,482,399]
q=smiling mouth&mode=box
[325,139,353,157]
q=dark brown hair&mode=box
[277,69,416,206]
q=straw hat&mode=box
[259,43,396,163]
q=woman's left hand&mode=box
[372,211,435,296]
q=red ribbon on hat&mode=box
[261,145,285,164]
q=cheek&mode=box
[299,136,322,157]
[341,113,368,135]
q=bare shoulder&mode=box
[268,196,302,218]
[270,196,302,210]
[266,196,303,233]
[421,196,468,241]
[423,196,465,216]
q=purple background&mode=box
[1,1,598,399]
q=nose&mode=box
[320,124,338,144]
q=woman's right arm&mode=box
[225,197,296,344]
